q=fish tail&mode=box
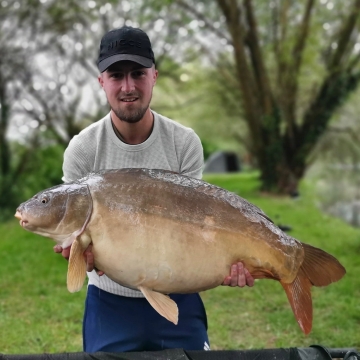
[300,242,346,286]
[281,268,312,334]
[280,243,346,335]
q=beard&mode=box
[109,94,151,124]
[112,105,148,124]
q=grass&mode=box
[0,171,359,353]
[0,222,86,353]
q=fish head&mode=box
[15,183,92,247]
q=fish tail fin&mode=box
[280,268,312,334]
[300,242,346,286]
[281,243,346,335]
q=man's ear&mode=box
[98,74,104,88]
[153,69,159,85]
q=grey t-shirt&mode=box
[62,110,204,296]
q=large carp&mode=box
[15,168,345,334]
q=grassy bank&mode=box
[0,172,358,353]
[0,220,86,353]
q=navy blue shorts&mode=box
[83,285,210,352]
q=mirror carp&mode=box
[15,168,346,334]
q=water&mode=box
[326,200,360,227]
[307,163,360,228]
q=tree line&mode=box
[1,0,360,219]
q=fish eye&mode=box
[41,197,48,204]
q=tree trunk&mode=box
[0,73,13,210]
[225,0,360,194]
[259,154,304,195]
[0,77,10,180]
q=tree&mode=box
[0,0,108,214]
[165,0,360,194]
[0,0,201,215]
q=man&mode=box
[55,26,254,352]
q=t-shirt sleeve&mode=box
[179,130,204,180]
[62,136,92,182]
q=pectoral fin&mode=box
[67,238,87,293]
[138,285,178,325]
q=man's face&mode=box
[98,61,158,123]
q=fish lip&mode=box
[15,211,29,227]
[14,210,22,220]
[20,219,28,227]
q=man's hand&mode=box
[53,244,70,259]
[53,244,104,276]
[222,262,254,287]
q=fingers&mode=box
[84,246,95,272]
[84,244,104,276]
[53,245,63,253]
[53,244,70,260]
[235,262,254,287]
[54,243,104,275]
[222,275,231,286]
[62,247,71,260]
[243,266,254,287]
[222,262,255,287]
[231,263,241,286]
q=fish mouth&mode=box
[14,210,28,227]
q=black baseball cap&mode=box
[97,26,155,72]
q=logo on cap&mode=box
[108,39,142,50]
[97,26,155,72]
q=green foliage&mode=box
[16,144,64,199]
[4,0,360,196]
[201,139,220,161]
[153,61,248,157]
[299,72,360,167]
[0,144,63,221]
[0,172,358,353]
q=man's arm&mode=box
[178,130,204,179]
[62,136,92,183]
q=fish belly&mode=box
[89,210,301,294]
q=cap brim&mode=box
[98,54,153,72]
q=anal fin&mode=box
[67,238,87,293]
[139,285,178,325]
[281,268,312,335]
